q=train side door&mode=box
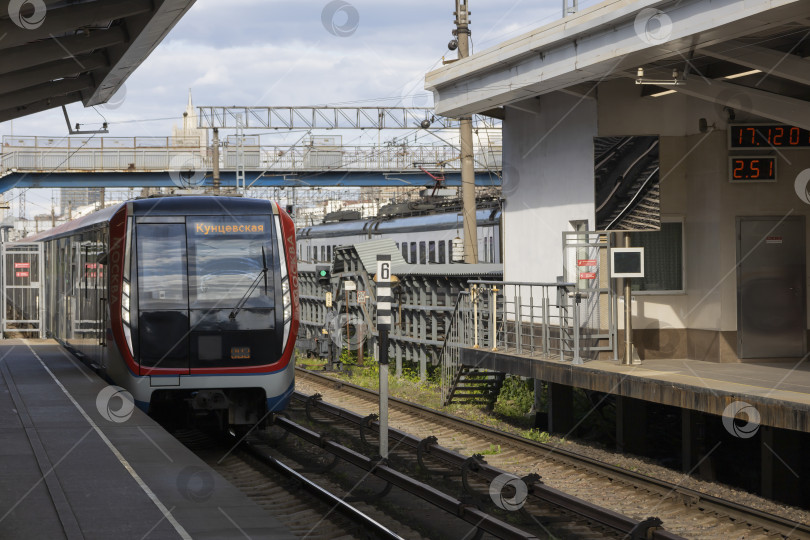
[135,222,190,374]
[737,216,807,358]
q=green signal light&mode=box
[319,270,328,277]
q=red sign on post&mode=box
[15,271,29,278]
[577,259,597,267]
[579,272,596,280]
[14,262,30,269]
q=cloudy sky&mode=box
[4,0,580,216]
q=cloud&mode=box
[1,0,558,216]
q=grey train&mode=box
[297,207,502,265]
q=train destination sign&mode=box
[729,157,776,182]
[193,222,265,235]
[730,124,810,149]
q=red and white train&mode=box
[28,196,299,428]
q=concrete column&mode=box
[761,427,802,505]
[548,383,574,434]
[760,425,774,500]
[681,408,698,473]
[616,396,648,454]
[533,379,547,429]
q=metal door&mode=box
[2,243,44,338]
[737,216,806,358]
[562,230,617,360]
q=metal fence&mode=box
[2,243,43,338]
[296,243,501,381]
[440,280,583,402]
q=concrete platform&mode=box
[461,347,810,432]
[0,339,294,540]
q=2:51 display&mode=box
[729,157,776,182]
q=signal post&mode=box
[376,254,392,458]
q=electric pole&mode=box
[454,0,478,263]
[212,127,220,195]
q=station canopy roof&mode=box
[426,0,810,129]
[0,0,196,123]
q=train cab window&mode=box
[186,216,274,309]
[401,242,408,262]
[428,241,436,263]
[409,243,416,264]
[136,224,188,309]
[439,241,446,264]
[419,242,426,264]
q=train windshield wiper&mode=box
[228,246,269,320]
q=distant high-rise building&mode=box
[172,89,208,150]
[59,188,102,217]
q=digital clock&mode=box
[729,157,777,182]
[729,124,810,149]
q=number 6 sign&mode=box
[376,255,392,331]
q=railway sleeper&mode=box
[291,386,685,540]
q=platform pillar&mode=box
[533,380,546,429]
[548,383,574,435]
[761,426,802,505]
[616,396,647,454]
[761,425,774,499]
[681,408,699,473]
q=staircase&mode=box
[444,365,505,408]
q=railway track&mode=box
[176,424,546,538]
[174,397,679,539]
[174,428,403,539]
[295,367,810,540]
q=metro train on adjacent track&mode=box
[296,205,502,265]
[26,196,299,428]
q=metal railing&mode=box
[441,280,583,402]
[1,135,502,174]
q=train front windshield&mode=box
[187,216,274,309]
[135,215,280,371]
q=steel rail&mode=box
[238,439,404,540]
[292,390,681,540]
[296,367,810,539]
[272,415,540,540]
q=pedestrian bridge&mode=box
[0,135,502,191]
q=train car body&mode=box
[297,207,502,265]
[29,196,299,427]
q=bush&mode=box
[494,376,535,417]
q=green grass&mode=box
[480,443,502,455]
[521,428,552,444]
[296,352,575,450]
